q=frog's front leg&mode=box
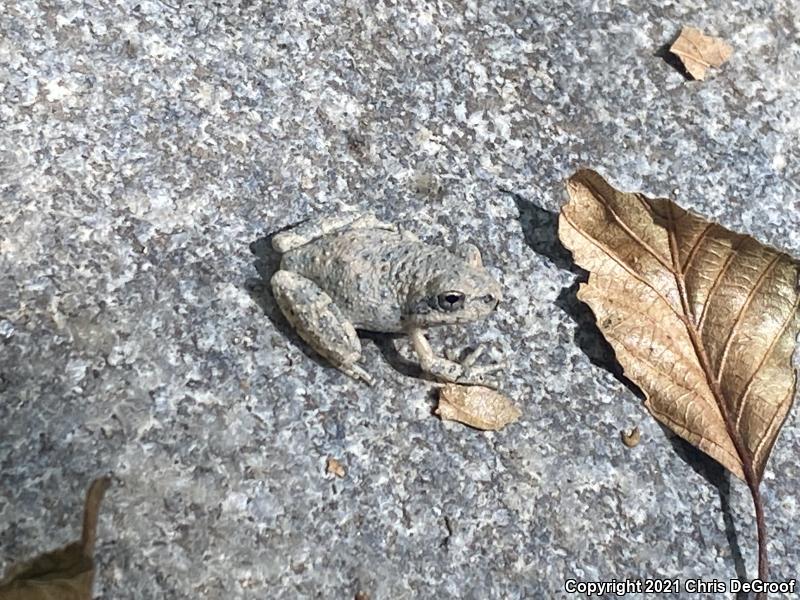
[271,270,375,385]
[407,328,502,388]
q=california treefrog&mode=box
[270,212,503,386]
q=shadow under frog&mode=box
[247,212,503,387]
[247,227,331,372]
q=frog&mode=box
[270,211,504,387]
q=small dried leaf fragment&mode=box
[670,26,732,80]
[436,384,521,430]
[621,427,641,448]
[326,457,346,478]
[0,477,111,600]
[559,170,800,482]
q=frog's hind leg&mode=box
[271,270,375,385]
[272,211,398,253]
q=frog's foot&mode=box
[272,211,399,253]
[340,363,376,386]
[408,329,503,389]
[346,213,420,243]
[271,270,374,385]
[453,242,483,268]
[445,344,489,368]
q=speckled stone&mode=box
[1,1,799,598]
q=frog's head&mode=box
[404,265,502,328]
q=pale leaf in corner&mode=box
[0,477,111,600]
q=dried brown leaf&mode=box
[0,477,111,600]
[670,26,733,80]
[436,384,521,430]
[621,426,641,448]
[559,169,799,482]
[326,457,346,478]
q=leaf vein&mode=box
[613,336,718,415]
[752,384,795,472]
[648,405,741,469]
[582,177,673,272]
[603,297,707,377]
[716,253,783,380]
[561,211,683,322]
[681,222,715,274]
[697,237,743,332]
[734,292,800,430]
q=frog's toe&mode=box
[458,357,506,388]
[460,345,486,368]
[458,345,505,373]
[467,361,505,376]
[445,344,487,366]
[272,211,369,252]
[454,371,501,389]
[454,242,483,268]
[341,363,375,386]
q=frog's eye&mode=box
[437,291,465,311]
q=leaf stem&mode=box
[747,479,769,600]
[81,476,111,556]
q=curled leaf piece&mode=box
[621,427,641,448]
[326,457,346,478]
[436,384,521,430]
[0,477,111,600]
[669,26,733,80]
[559,169,799,481]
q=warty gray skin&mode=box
[270,213,503,386]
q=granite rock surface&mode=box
[1,0,800,598]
